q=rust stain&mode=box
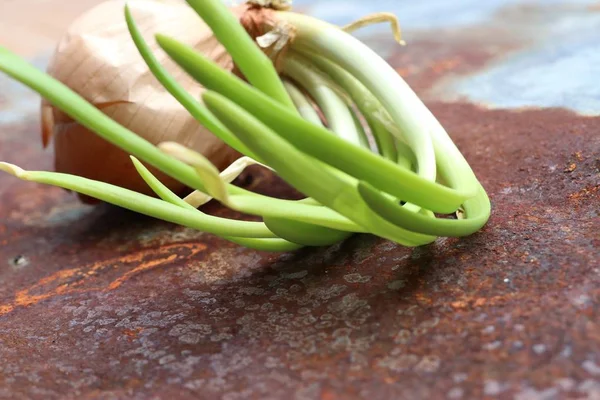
[106,254,178,291]
[564,163,577,173]
[395,58,462,81]
[415,292,433,306]
[569,184,600,204]
[0,243,206,317]
[0,3,599,398]
[431,57,461,73]
[0,304,14,315]
[450,293,523,310]
[0,100,598,400]
[123,327,144,342]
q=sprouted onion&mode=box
[0,0,491,252]
[40,0,246,201]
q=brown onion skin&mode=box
[42,103,241,203]
[41,0,248,203]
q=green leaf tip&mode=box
[158,141,228,203]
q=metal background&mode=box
[0,1,599,399]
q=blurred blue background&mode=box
[294,0,600,114]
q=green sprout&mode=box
[0,0,491,252]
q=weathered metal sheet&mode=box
[0,1,599,399]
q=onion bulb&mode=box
[41,0,242,202]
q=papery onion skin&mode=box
[41,0,244,202]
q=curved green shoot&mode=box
[124,5,255,159]
[158,142,228,203]
[184,156,270,208]
[396,140,416,171]
[130,156,304,252]
[202,90,438,247]
[159,142,366,233]
[283,79,323,126]
[263,216,353,247]
[279,12,437,182]
[155,34,475,214]
[283,55,363,146]
[183,0,295,109]
[348,105,371,149]
[281,11,484,199]
[304,52,398,161]
[0,162,276,239]
[358,181,491,237]
[130,157,198,211]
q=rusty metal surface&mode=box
[0,1,599,399]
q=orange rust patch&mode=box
[564,163,577,173]
[568,184,600,204]
[0,243,206,317]
[431,57,461,73]
[0,305,14,315]
[415,292,433,306]
[107,254,178,291]
[451,300,468,310]
[451,293,522,310]
[395,66,414,77]
[123,327,144,342]
[321,389,338,400]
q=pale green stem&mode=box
[396,141,416,171]
[0,163,276,239]
[202,90,438,247]
[302,52,398,161]
[283,79,323,126]
[279,12,437,183]
[124,6,255,158]
[280,11,483,198]
[348,106,371,149]
[184,156,271,208]
[283,55,363,146]
[130,157,303,252]
[155,35,474,213]
[184,0,295,109]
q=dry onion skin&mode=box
[42,0,242,201]
[0,0,491,252]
